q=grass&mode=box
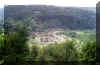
[57,30,96,41]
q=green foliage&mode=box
[26,39,96,62]
[46,41,79,61]
[0,29,96,64]
[30,45,39,60]
[0,31,96,64]
[0,33,4,64]
[80,40,96,62]
[28,40,79,62]
[0,33,4,47]
[0,25,29,65]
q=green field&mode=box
[57,30,96,41]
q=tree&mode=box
[0,33,4,64]
[80,40,96,62]
[2,25,29,65]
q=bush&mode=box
[1,26,29,65]
[0,33,4,64]
[30,40,79,62]
[80,40,96,62]
[29,39,96,62]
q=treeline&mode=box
[29,40,96,62]
[0,26,29,65]
[0,26,96,65]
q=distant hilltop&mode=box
[4,5,96,32]
[0,8,4,20]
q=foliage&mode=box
[0,25,29,65]
[28,40,79,62]
[27,39,96,62]
[0,31,96,64]
[80,40,96,62]
[0,33,4,64]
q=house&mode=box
[30,31,65,44]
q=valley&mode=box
[28,29,96,46]
[0,5,96,65]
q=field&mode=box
[57,30,96,41]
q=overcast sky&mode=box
[0,0,99,8]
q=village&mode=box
[29,31,66,45]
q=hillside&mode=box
[0,8,3,20]
[0,5,96,64]
[4,5,96,32]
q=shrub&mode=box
[80,40,96,62]
[1,26,29,65]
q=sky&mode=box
[0,0,99,8]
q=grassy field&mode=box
[56,30,96,41]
